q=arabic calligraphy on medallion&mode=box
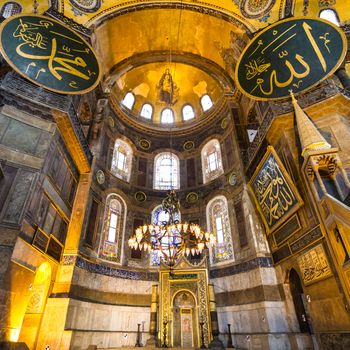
[0,14,101,94]
[249,146,303,233]
[297,244,332,285]
[235,17,347,100]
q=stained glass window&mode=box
[182,105,195,121]
[201,139,224,183]
[150,205,181,266]
[122,92,135,109]
[99,194,126,264]
[207,196,234,264]
[111,139,132,182]
[140,103,153,119]
[154,152,180,190]
[200,94,213,112]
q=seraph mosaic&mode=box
[249,146,303,233]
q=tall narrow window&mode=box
[111,139,133,182]
[150,205,181,266]
[122,92,135,109]
[99,194,126,264]
[0,2,22,18]
[182,105,195,121]
[160,108,174,124]
[319,9,340,26]
[201,139,224,183]
[154,152,180,190]
[207,196,234,264]
[140,103,153,119]
[200,94,213,112]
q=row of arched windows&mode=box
[99,193,234,265]
[111,138,224,187]
[121,92,213,123]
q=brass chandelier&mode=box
[128,190,216,267]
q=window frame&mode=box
[200,94,213,112]
[122,92,135,110]
[206,195,234,264]
[160,108,174,124]
[201,139,224,184]
[319,8,340,26]
[140,103,154,120]
[153,152,180,190]
[182,104,195,121]
[111,139,133,182]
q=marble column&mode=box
[146,284,158,347]
[208,284,224,349]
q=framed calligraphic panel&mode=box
[0,15,101,94]
[235,17,347,100]
[249,146,303,233]
[297,244,332,285]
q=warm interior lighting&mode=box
[128,190,216,267]
[9,328,20,342]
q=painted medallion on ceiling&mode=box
[70,0,101,14]
[239,0,276,19]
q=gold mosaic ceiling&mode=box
[2,0,349,127]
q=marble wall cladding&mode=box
[72,265,155,294]
[1,170,36,225]
[66,299,151,349]
[227,333,312,350]
[66,299,150,331]
[70,330,151,349]
[211,266,278,294]
[217,301,289,334]
[0,113,52,158]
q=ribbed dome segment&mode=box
[291,92,331,157]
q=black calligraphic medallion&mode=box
[248,146,303,233]
[235,17,347,100]
[0,14,101,94]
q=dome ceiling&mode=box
[111,62,224,125]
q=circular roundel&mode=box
[135,191,147,203]
[183,140,195,151]
[96,170,105,185]
[240,0,276,19]
[107,116,115,129]
[0,15,101,94]
[221,117,228,129]
[139,138,151,150]
[186,192,199,204]
[229,172,238,186]
[70,0,102,13]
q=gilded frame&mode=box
[234,16,347,101]
[248,146,303,234]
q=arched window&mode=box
[319,8,340,26]
[122,92,135,109]
[150,205,181,265]
[140,103,153,119]
[99,194,126,263]
[201,139,224,183]
[0,2,22,18]
[182,105,195,121]
[160,108,174,124]
[200,94,213,112]
[154,152,180,190]
[206,196,234,264]
[111,139,132,182]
